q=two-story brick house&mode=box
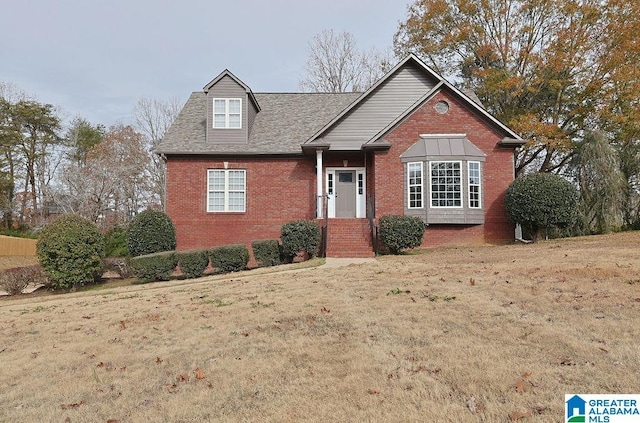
[155,54,524,257]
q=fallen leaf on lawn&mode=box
[367,388,380,395]
[195,368,206,380]
[107,420,119,423]
[119,320,126,330]
[509,411,531,421]
[60,400,85,410]
[155,357,163,364]
[320,306,330,314]
[534,404,547,414]
[599,347,609,353]
[522,371,532,378]
[177,373,189,382]
[515,379,526,393]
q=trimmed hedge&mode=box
[177,249,209,279]
[280,220,321,262]
[36,214,105,290]
[379,215,426,254]
[129,251,178,283]
[251,239,281,267]
[209,244,249,273]
[126,209,176,257]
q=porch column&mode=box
[316,149,323,218]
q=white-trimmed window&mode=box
[213,98,242,129]
[468,161,481,208]
[430,161,462,208]
[407,162,423,209]
[207,169,246,212]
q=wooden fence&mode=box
[0,235,37,256]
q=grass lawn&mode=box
[1,232,639,422]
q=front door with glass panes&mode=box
[326,168,365,218]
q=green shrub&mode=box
[177,249,209,279]
[505,172,579,242]
[104,227,129,257]
[251,239,281,267]
[209,245,249,273]
[0,265,48,295]
[379,215,426,254]
[280,220,321,262]
[126,209,176,257]
[129,251,178,283]
[36,214,105,290]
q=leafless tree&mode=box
[133,97,181,208]
[56,124,152,227]
[299,29,393,93]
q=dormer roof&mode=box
[203,69,261,113]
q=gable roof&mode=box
[203,69,261,112]
[305,54,522,148]
[155,54,523,156]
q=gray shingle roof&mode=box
[155,92,361,155]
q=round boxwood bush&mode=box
[36,214,105,290]
[504,172,579,242]
[379,215,426,254]
[126,209,176,257]
[280,220,321,262]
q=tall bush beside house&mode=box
[177,249,209,279]
[504,172,579,242]
[280,220,321,262]
[379,215,426,254]
[126,209,176,257]
[251,239,281,267]
[36,214,105,290]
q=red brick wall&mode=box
[166,156,316,251]
[166,91,517,255]
[376,91,516,246]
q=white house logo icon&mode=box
[566,395,586,422]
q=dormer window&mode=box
[213,98,242,129]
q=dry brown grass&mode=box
[1,233,639,422]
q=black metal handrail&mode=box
[320,194,329,257]
[366,194,378,256]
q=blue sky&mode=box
[0,0,409,127]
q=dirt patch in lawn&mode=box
[1,233,639,422]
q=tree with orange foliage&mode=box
[394,0,639,176]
